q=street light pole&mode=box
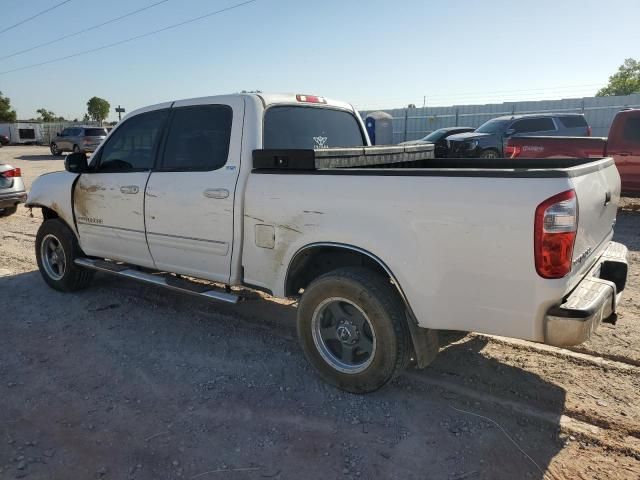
[115,105,125,122]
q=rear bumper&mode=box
[544,241,628,347]
[0,191,27,208]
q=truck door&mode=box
[608,113,640,194]
[74,108,169,267]
[144,97,243,284]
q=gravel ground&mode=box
[1,146,639,480]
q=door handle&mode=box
[617,152,631,157]
[203,188,229,199]
[120,185,139,194]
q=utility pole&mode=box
[422,96,426,108]
[115,105,125,122]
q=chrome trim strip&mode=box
[147,231,228,245]
[76,222,227,245]
[77,222,142,233]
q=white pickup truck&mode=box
[27,93,629,393]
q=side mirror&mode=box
[65,152,89,173]
[504,128,516,137]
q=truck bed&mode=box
[253,148,614,178]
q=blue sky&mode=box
[1,0,639,120]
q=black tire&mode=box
[35,219,94,292]
[50,143,62,156]
[72,144,81,154]
[0,205,18,217]
[297,267,411,393]
[480,148,500,159]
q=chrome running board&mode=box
[74,258,239,304]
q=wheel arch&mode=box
[28,203,77,238]
[286,242,438,369]
[285,242,409,306]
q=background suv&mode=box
[447,113,591,158]
[50,126,108,156]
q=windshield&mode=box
[475,119,511,134]
[264,106,365,149]
[421,129,446,142]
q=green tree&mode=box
[0,91,17,122]
[36,108,59,122]
[86,96,110,123]
[596,58,640,97]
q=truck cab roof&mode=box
[123,93,357,122]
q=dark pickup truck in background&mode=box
[506,109,640,195]
[447,113,591,159]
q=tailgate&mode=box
[570,160,620,277]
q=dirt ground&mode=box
[1,145,639,480]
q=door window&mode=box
[94,109,168,171]
[160,105,232,171]
[512,118,556,133]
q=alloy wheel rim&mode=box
[41,234,66,280]
[311,297,376,374]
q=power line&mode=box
[0,0,171,61]
[0,0,72,35]
[0,0,259,75]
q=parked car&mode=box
[26,93,627,393]
[447,113,591,158]
[50,126,108,156]
[0,163,27,217]
[505,109,640,196]
[0,134,9,147]
[399,127,474,157]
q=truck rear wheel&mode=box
[297,267,411,393]
[36,219,94,292]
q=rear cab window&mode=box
[84,128,108,136]
[264,106,365,149]
[558,116,587,128]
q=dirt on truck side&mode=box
[1,146,639,479]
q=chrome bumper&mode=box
[544,241,628,347]
[0,191,27,208]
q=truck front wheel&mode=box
[297,267,411,393]
[36,219,94,292]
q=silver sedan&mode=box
[0,163,27,217]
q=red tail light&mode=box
[504,145,521,158]
[534,190,577,279]
[587,126,592,137]
[1,168,21,178]
[296,94,327,104]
